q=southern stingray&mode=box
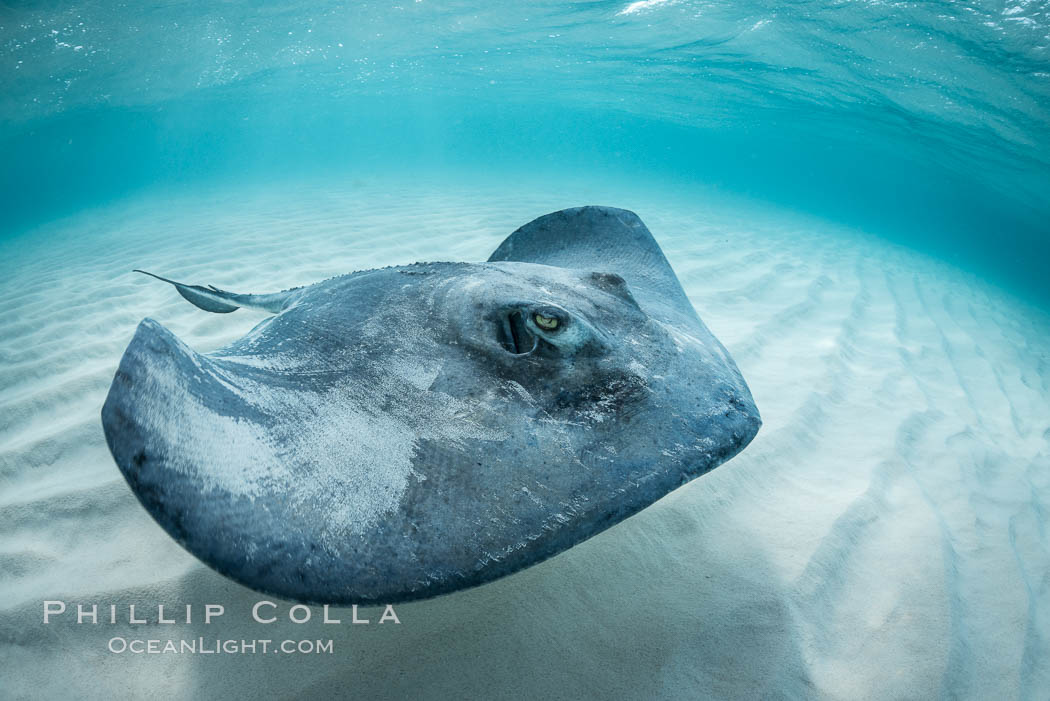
[101,206,761,604]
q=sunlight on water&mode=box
[1,2,1049,699]
[1,0,1048,299]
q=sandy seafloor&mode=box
[1,177,1049,700]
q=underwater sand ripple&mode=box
[0,181,1049,699]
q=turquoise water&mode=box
[2,0,1048,301]
[3,4,1050,699]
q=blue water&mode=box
[2,0,1048,301]
[3,4,1050,699]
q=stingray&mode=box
[101,206,761,604]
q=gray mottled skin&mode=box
[101,206,761,604]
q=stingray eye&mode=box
[534,313,559,331]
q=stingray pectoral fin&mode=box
[133,270,294,314]
[488,206,695,321]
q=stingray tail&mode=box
[133,270,294,314]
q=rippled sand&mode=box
[1,179,1048,699]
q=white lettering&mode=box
[205,604,224,623]
[289,604,311,624]
[43,601,65,623]
[253,601,277,624]
[379,605,400,624]
[77,604,97,624]
[157,605,175,624]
